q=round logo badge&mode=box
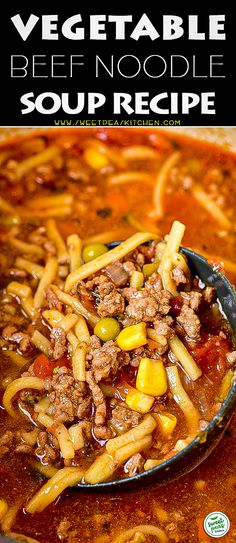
[204,512,230,538]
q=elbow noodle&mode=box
[106,414,157,456]
[55,424,75,460]
[34,397,50,414]
[152,151,180,220]
[37,413,75,459]
[166,365,200,434]
[158,220,185,295]
[72,343,87,382]
[26,467,84,513]
[33,257,58,309]
[28,193,73,209]
[1,504,19,532]
[169,335,202,381]
[114,435,152,465]
[21,297,38,321]
[58,313,79,333]
[42,309,63,327]
[74,315,90,343]
[153,151,180,219]
[68,423,85,451]
[112,525,168,543]
[9,237,45,258]
[121,145,159,160]
[5,351,28,368]
[31,330,51,356]
[15,257,44,279]
[32,461,59,479]
[108,171,154,186]
[64,232,158,292]
[50,285,99,327]
[46,218,69,264]
[67,233,83,272]
[37,413,54,428]
[67,331,79,351]
[84,452,116,484]
[15,145,60,180]
[7,281,32,299]
[3,377,45,418]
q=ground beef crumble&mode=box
[124,288,170,326]
[45,286,62,311]
[86,370,112,439]
[45,367,92,423]
[86,336,130,382]
[111,402,142,429]
[124,453,145,477]
[171,265,187,286]
[2,325,31,352]
[177,304,201,340]
[50,327,67,360]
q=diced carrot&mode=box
[147,339,160,350]
[57,220,80,239]
[105,190,129,215]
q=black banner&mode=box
[0,5,235,126]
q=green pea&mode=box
[94,317,121,342]
[82,243,108,263]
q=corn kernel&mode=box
[116,322,147,351]
[144,459,162,471]
[136,357,168,396]
[83,148,109,170]
[126,386,154,414]
[155,412,177,436]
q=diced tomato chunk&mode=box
[79,289,95,312]
[115,365,138,389]
[191,335,229,384]
[170,296,183,317]
[33,354,70,379]
[105,190,129,215]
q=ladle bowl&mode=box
[75,244,236,490]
